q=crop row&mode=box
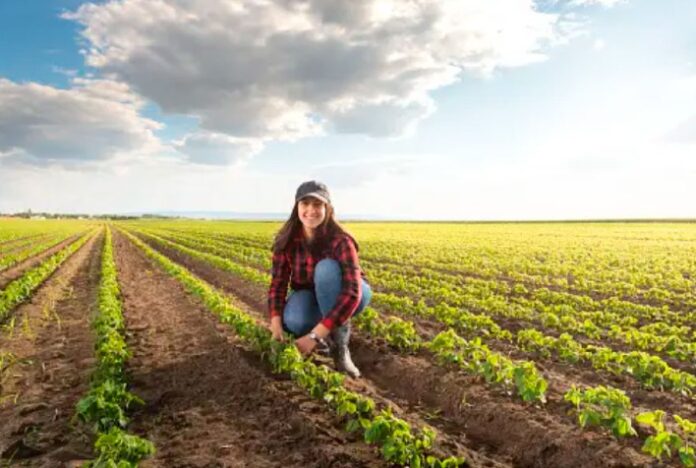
[352,227,696,303]
[128,225,696,465]
[132,227,696,397]
[0,231,94,324]
[0,233,49,257]
[364,262,696,364]
[130,228,549,404]
[131,222,696,311]
[366,259,694,335]
[120,228,465,467]
[75,227,155,467]
[565,385,696,466]
[357,247,696,314]
[363,262,696,339]
[0,233,74,271]
[133,226,696,350]
[365,284,696,396]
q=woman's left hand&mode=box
[295,335,317,356]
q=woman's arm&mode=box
[268,251,290,327]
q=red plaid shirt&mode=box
[268,231,365,330]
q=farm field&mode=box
[1,218,696,467]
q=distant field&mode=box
[2,218,696,466]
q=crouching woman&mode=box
[268,181,372,378]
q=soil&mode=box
[142,232,696,420]
[0,234,82,290]
[0,232,101,466]
[113,230,391,468]
[134,233,663,468]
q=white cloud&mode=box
[0,160,299,215]
[0,78,161,166]
[173,131,263,166]
[310,154,427,188]
[65,0,560,142]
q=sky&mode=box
[0,0,694,220]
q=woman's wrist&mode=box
[311,323,330,339]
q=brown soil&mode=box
[375,287,695,375]
[113,230,392,468]
[149,230,695,348]
[135,233,662,468]
[0,234,81,290]
[370,289,696,424]
[143,232,695,411]
[0,232,101,466]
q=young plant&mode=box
[564,385,636,438]
[636,411,683,462]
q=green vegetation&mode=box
[121,228,465,467]
[75,227,155,467]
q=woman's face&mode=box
[298,197,327,230]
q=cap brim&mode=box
[298,192,329,204]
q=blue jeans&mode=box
[283,259,372,337]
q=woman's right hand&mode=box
[270,316,285,342]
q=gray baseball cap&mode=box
[295,180,331,205]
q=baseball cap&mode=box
[295,180,331,205]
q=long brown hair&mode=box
[272,201,358,255]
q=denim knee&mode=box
[314,259,341,287]
[283,290,320,336]
[283,312,312,336]
[283,305,318,336]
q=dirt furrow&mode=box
[135,233,660,468]
[0,232,101,466]
[113,230,391,468]
[0,234,82,290]
[146,233,696,416]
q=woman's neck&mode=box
[303,225,316,243]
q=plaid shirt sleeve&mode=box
[268,250,290,320]
[320,235,362,330]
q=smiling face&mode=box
[297,196,327,231]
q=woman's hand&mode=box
[295,335,317,356]
[269,316,285,342]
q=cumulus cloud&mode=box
[65,0,560,141]
[173,131,263,166]
[0,78,161,166]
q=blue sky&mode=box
[0,0,694,219]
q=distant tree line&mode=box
[0,210,168,220]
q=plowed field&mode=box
[2,219,696,467]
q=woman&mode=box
[268,180,372,378]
